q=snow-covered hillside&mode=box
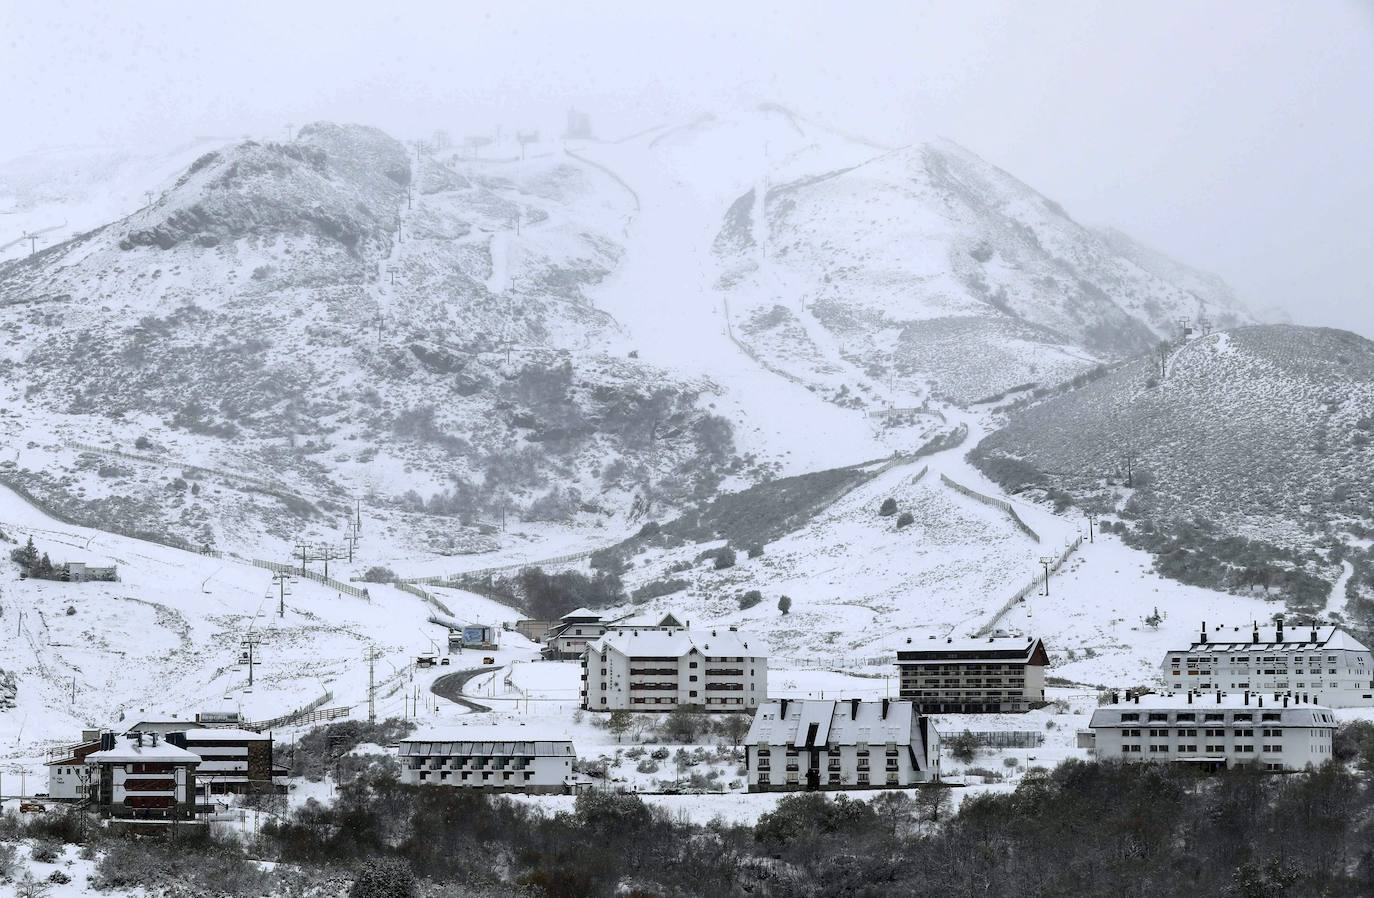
[0,124,740,554]
[974,325,1374,551]
[708,126,1260,404]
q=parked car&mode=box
[19,801,45,813]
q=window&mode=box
[857,772,870,785]
[1123,728,1141,737]
[1120,713,1139,722]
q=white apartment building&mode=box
[1088,691,1337,772]
[744,698,940,792]
[895,635,1048,713]
[1162,621,1374,707]
[397,725,575,794]
[542,608,614,659]
[581,626,767,712]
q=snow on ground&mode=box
[0,482,527,793]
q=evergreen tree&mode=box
[778,595,792,615]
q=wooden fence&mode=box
[248,558,370,600]
[400,548,595,586]
[244,692,348,732]
[939,474,1040,542]
[973,534,1083,637]
[960,730,1045,748]
[67,441,311,508]
[396,582,454,616]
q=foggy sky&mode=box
[3,0,1371,337]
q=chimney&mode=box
[1216,690,1222,704]
[100,732,115,751]
[1258,696,1264,707]
[1312,624,1319,643]
[1276,617,1284,641]
[1186,691,1192,704]
[1283,695,1289,707]
[1200,621,1208,644]
[851,698,860,719]
[881,698,890,720]
[136,733,144,747]
[779,699,790,718]
[1252,624,1259,644]
[1244,691,1250,705]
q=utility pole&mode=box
[367,650,377,723]
[144,190,155,208]
[242,635,262,688]
[1038,556,1054,596]
[293,542,312,576]
[355,498,362,534]
[1086,514,1096,544]
[272,570,292,617]
[22,233,39,255]
[70,677,76,705]
[344,529,360,564]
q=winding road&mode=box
[429,665,499,712]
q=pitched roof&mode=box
[1178,624,1372,654]
[745,699,922,747]
[560,607,602,621]
[401,723,573,746]
[896,635,1046,663]
[589,627,767,658]
[87,738,202,764]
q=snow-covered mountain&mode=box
[711,127,1260,404]
[0,123,738,553]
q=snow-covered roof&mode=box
[608,611,684,630]
[560,607,601,621]
[399,724,573,752]
[1174,624,1372,654]
[589,627,767,658]
[1091,693,1335,728]
[745,699,924,747]
[1097,691,1334,711]
[896,635,1046,663]
[87,738,202,764]
[180,728,271,742]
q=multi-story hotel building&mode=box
[581,626,767,712]
[895,635,1048,713]
[86,732,202,822]
[397,725,575,794]
[1161,620,1374,707]
[1088,691,1337,772]
[744,698,940,792]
